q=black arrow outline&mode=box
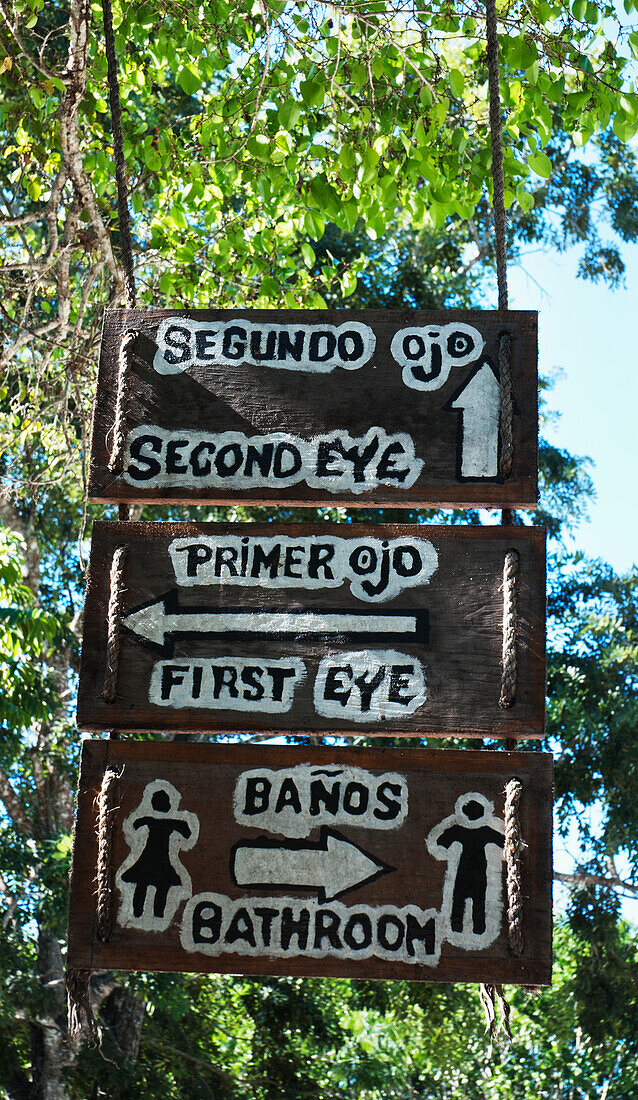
[229,826,395,903]
[445,352,522,484]
[445,355,502,484]
[122,591,430,656]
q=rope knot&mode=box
[499,548,519,709]
[108,330,138,474]
[504,776,524,957]
[103,544,129,703]
[95,764,123,943]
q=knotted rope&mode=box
[108,330,137,473]
[485,0,507,313]
[96,765,122,943]
[478,777,525,1041]
[103,545,128,703]
[102,0,138,514]
[499,549,519,708]
[485,0,516,493]
[504,777,524,956]
[101,0,136,308]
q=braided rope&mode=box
[95,765,122,943]
[485,0,508,311]
[101,0,136,308]
[498,332,514,479]
[504,777,524,956]
[108,330,137,473]
[103,545,128,703]
[499,549,519,708]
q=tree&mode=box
[1,0,638,1094]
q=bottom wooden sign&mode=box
[67,742,552,986]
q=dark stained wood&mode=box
[77,521,546,738]
[88,308,538,509]
[67,741,552,985]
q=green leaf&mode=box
[529,150,552,177]
[278,101,302,129]
[301,241,315,267]
[525,61,539,85]
[300,80,323,108]
[247,134,271,160]
[178,63,202,95]
[340,269,358,296]
[28,87,45,109]
[449,68,464,98]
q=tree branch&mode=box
[0,767,34,837]
[58,0,119,282]
[554,870,638,897]
[0,1,58,81]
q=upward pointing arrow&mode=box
[231,828,393,903]
[450,360,501,478]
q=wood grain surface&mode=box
[77,521,546,737]
[67,741,552,985]
[88,308,538,508]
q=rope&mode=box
[498,332,513,480]
[499,549,519,708]
[66,968,96,1040]
[103,545,128,703]
[101,0,136,308]
[485,0,508,312]
[95,765,122,942]
[108,330,137,473]
[485,0,518,511]
[504,777,524,956]
[479,982,512,1042]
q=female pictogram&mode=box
[426,793,506,949]
[116,779,199,932]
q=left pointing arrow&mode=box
[122,592,429,652]
[230,827,393,902]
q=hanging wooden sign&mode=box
[88,308,538,509]
[77,521,545,738]
[67,741,552,985]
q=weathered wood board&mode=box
[77,521,546,737]
[88,308,538,509]
[67,741,552,985]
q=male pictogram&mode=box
[426,793,506,947]
[116,780,199,932]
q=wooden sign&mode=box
[77,521,545,738]
[88,308,538,509]
[67,741,552,985]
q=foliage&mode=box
[0,0,638,1094]
[548,558,638,868]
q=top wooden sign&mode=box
[89,309,538,509]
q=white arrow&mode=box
[231,828,393,902]
[450,360,500,478]
[122,593,429,649]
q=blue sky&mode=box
[509,240,638,573]
[509,238,638,920]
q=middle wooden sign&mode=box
[78,522,545,738]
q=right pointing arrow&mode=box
[450,359,501,478]
[230,828,394,903]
